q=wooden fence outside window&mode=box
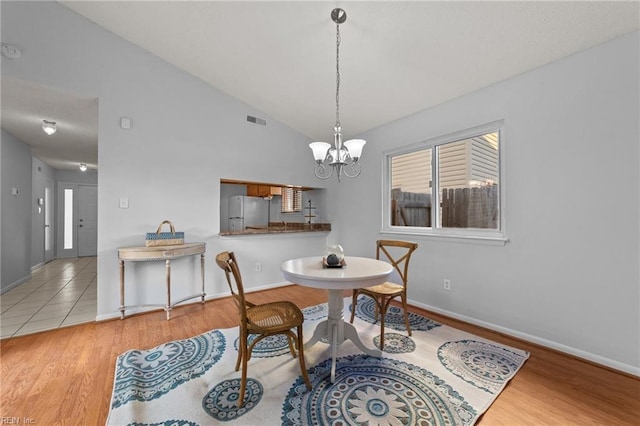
[391,185,498,229]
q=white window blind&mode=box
[281,188,302,213]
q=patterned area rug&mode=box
[107,297,529,425]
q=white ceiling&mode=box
[1,76,99,170]
[3,1,639,170]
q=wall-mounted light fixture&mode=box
[79,163,88,172]
[42,120,57,135]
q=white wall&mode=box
[1,130,32,291]
[333,32,640,375]
[2,2,329,318]
[56,169,98,186]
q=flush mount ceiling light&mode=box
[309,8,366,182]
[42,120,57,135]
[79,163,88,172]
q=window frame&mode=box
[382,120,508,245]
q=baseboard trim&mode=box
[409,299,640,377]
[31,262,45,272]
[1,274,32,294]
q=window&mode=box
[383,121,506,242]
[64,188,74,249]
[281,187,302,213]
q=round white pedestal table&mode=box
[281,256,392,382]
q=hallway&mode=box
[0,257,96,338]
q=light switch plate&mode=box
[120,117,132,129]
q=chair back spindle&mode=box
[376,240,418,289]
[215,251,248,322]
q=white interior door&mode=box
[78,185,98,257]
[44,180,54,263]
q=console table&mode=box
[118,242,206,320]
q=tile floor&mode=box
[0,256,97,339]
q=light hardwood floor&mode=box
[0,285,637,425]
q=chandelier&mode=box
[309,8,366,182]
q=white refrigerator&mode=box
[229,195,269,231]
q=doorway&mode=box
[1,76,99,333]
[57,183,98,258]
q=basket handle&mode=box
[156,220,176,235]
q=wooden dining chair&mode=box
[215,251,312,407]
[349,240,418,350]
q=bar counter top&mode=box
[219,222,331,236]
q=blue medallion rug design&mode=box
[128,421,197,426]
[107,298,528,425]
[373,332,416,353]
[351,296,442,332]
[111,329,226,408]
[438,340,529,393]
[301,302,328,321]
[202,378,263,421]
[234,334,294,358]
[281,354,476,425]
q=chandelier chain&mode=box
[309,8,365,182]
[335,22,341,128]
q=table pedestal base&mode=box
[305,289,381,382]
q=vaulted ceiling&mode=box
[2,1,638,170]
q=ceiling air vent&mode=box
[246,115,266,126]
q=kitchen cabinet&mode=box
[247,184,281,197]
